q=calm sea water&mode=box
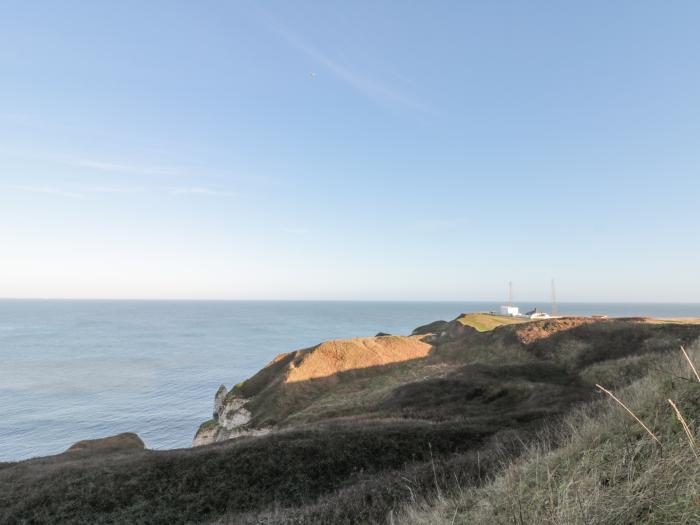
[1,300,699,461]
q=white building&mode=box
[524,308,551,319]
[500,305,520,316]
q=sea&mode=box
[1,299,699,462]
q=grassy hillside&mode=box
[399,346,700,524]
[197,313,568,441]
[2,315,700,524]
[456,312,529,332]
[0,421,491,524]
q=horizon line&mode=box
[0,297,699,304]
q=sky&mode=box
[1,1,699,301]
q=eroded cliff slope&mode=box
[193,313,695,447]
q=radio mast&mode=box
[508,281,513,306]
[551,279,557,316]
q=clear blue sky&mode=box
[1,1,699,301]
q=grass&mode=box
[0,420,491,525]
[198,419,219,432]
[456,313,529,332]
[284,360,436,423]
[398,345,700,524]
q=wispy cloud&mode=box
[281,227,311,235]
[10,185,87,199]
[72,159,178,177]
[413,218,467,232]
[80,186,148,194]
[264,14,435,114]
[9,184,234,199]
[168,187,234,196]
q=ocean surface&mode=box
[2,300,700,461]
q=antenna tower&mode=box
[508,281,513,306]
[551,279,557,316]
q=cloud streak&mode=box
[264,15,435,114]
[168,187,235,196]
[72,159,178,177]
[78,185,148,194]
[9,185,234,199]
[413,218,468,232]
[281,227,311,235]
[10,185,87,199]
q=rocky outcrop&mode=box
[194,390,268,446]
[213,384,227,421]
[219,397,252,427]
[193,414,270,446]
[68,432,145,452]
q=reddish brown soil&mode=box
[513,317,598,345]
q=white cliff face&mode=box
[192,425,219,447]
[219,398,252,429]
[193,387,269,446]
[213,385,227,420]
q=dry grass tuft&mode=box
[681,345,700,383]
[594,383,660,444]
[668,398,698,459]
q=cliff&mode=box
[4,313,700,524]
[194,334,433,445]
[192,313,691,448]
